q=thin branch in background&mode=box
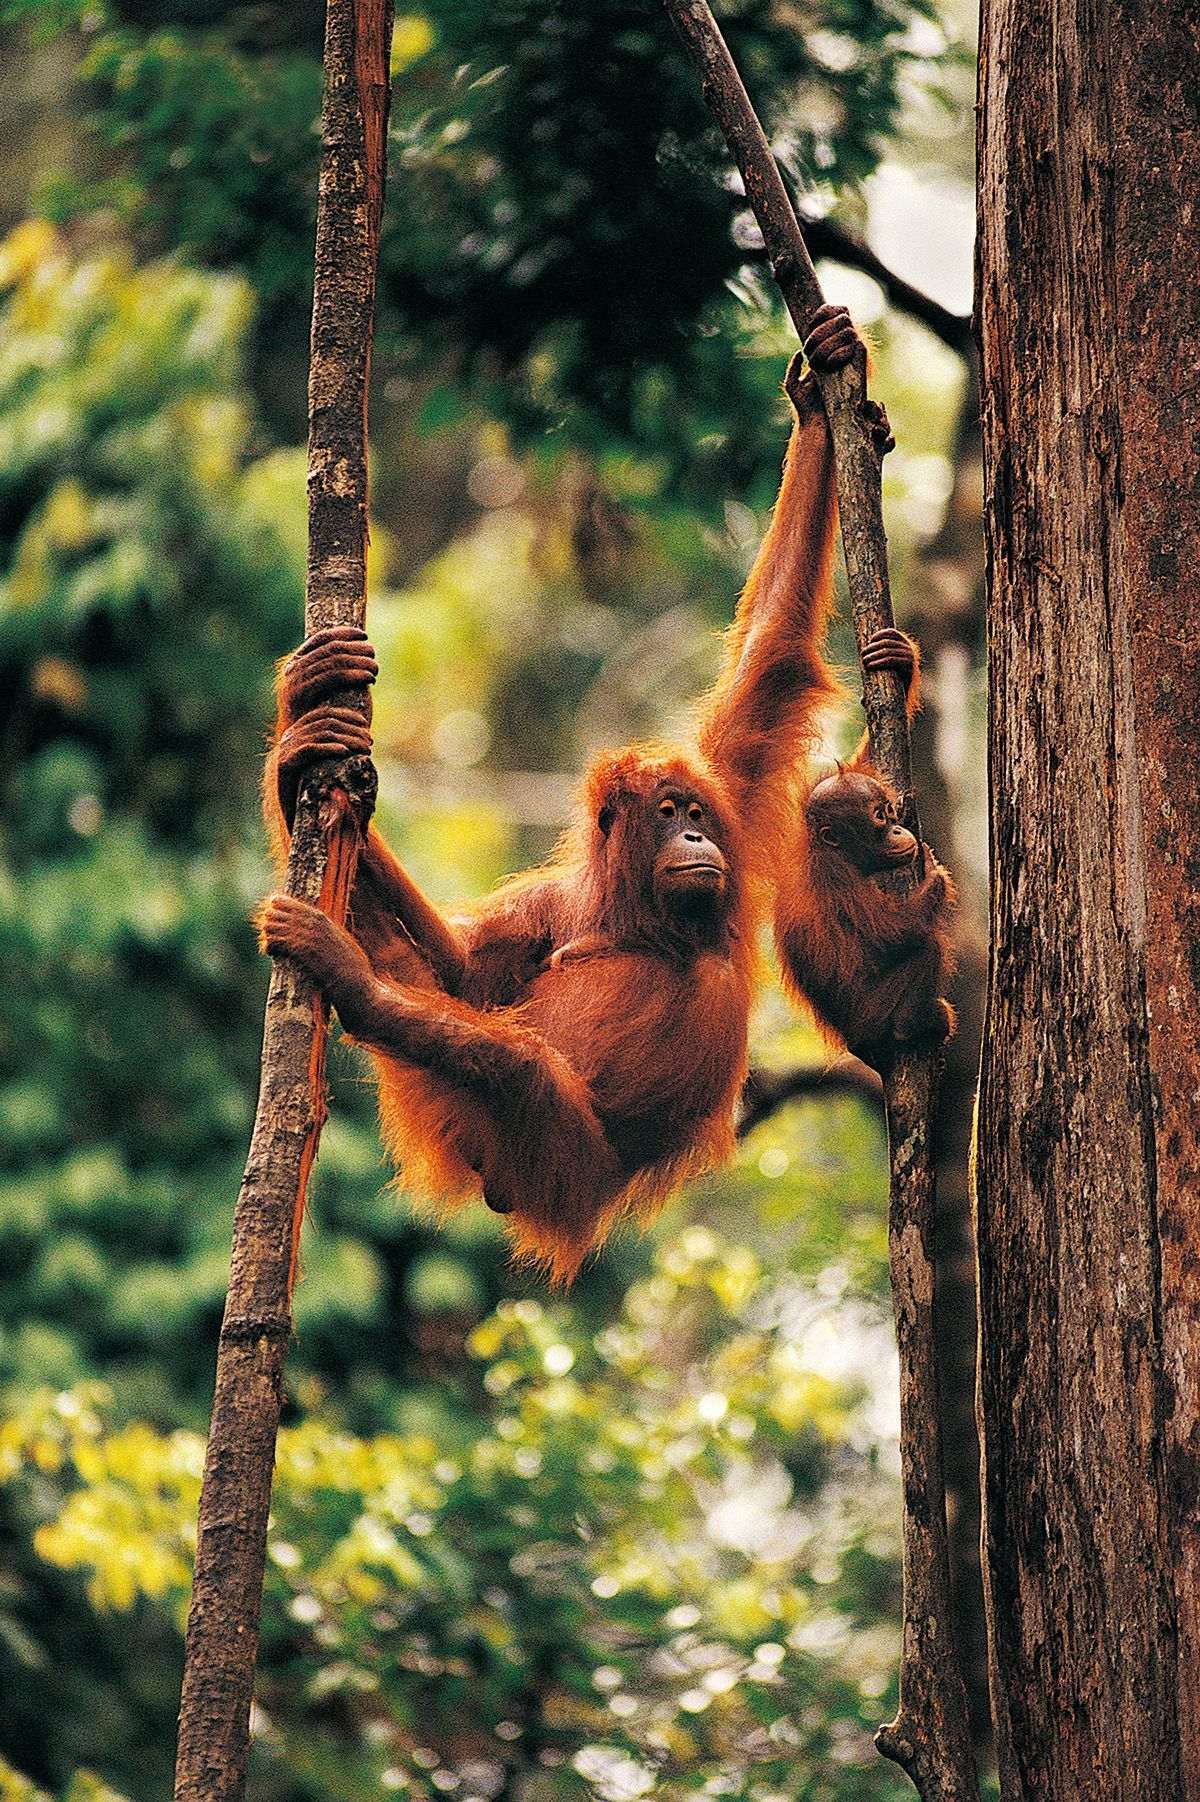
[738,1059,885,1138]
[796,211,973,357]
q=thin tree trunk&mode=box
[661,6,979,1797]
[173,4,393,1796]
[975,2,1200,1794]
[908,357,991,1760]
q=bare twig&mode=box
[794,212,973,357]
[173,3,393,1797]
[661,5,980,1798]
[737,1059,884,1138]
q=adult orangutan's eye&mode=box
[658,798,677,818]
[687,802,704,823]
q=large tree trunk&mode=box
[975,3,1200,1797]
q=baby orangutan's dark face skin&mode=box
[807,772,918,876]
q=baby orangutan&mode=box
[775,758,956,1071]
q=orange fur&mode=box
[775,765,956,1071]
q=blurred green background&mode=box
[0,2,984,1797]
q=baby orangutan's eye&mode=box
[687,802,704,823]
[659,798,677,818]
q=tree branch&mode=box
[173,4,393,1797]
[661,6,980,1798]
[794,211,973,358]
[737,1059,884,1138]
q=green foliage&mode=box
[381,0,918,428]
[0,230,553,1446]
[3,1232,908,1800]
[0,225,298,1410]
[47,21,323,314]
[0,221,300,847]
[0,1755,133,1802]
[11,0,944,440]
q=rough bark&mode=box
[173,3,393,1797]
[661,5,979,1797]
[975,2,1200,1795]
